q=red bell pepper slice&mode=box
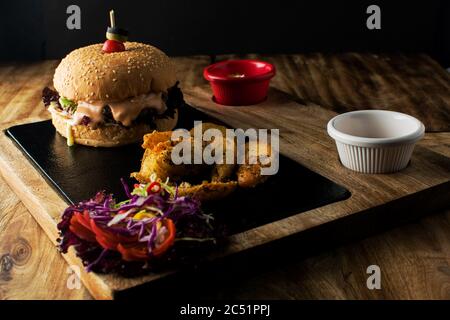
[147,181,161,194]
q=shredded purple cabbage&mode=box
[57,180,220,275]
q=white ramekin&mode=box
[327,110,425,174]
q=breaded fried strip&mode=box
[236,141,272,188]
[142,131,173,149]
[178,181,238,202]
[132,123,273,201]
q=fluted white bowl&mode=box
[327,110,425,174]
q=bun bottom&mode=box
[50,108,178,147]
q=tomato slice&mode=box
[117,243,149,261]
[69,214,96,242]
[95,235,117,251]
[116,219,176,261]
[90,219,121,250]
[152,219,176,257]
[74,211,92,230]
[70,210,176,262]
[90,219,138,250]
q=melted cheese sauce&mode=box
[72,92,166,127]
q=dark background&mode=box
[0,0,449,66]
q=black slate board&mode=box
[6,106,350,235]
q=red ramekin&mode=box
[203,60,276,106]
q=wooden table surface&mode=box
[0,54,449,299]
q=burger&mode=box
[42,42,183,147]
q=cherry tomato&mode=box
[102,39,125,53]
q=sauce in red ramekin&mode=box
[203,60,276,106]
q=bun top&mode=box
[53,42,177,103]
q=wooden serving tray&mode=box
[0,87,449,299]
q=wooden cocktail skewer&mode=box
[103,10,128,53]
[110,10,115,28]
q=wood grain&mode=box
[1,86,449,299]
[0,174,90,300]
[209,209,450,300]
[216,53,450,132]
[0,55,449,299]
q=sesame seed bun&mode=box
[48,42,180,147]
[49,106,178,147]
[53,42,177,103]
